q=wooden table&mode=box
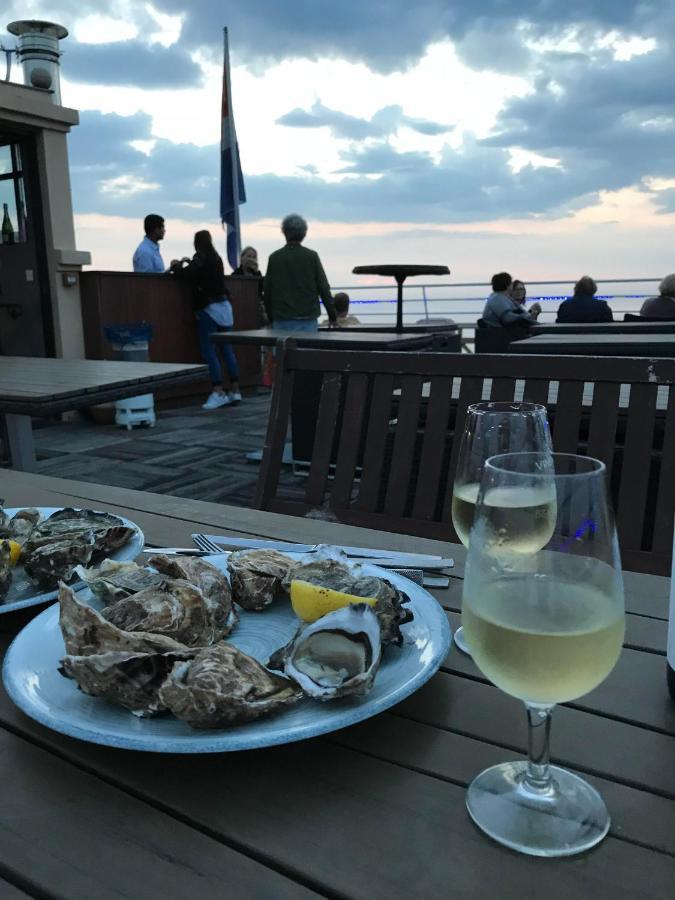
[212,328,438,351]
[0,470,672,898]
[0,357,207,471]
[516,333,675,356]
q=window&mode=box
[0,143,27,243]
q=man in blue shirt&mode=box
[132,214,166,273]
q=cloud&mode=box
[277,101,452,141]
[63,39,203,87]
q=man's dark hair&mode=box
[491,271,512,292]
[334,292,350,315]
[144,214,165,235]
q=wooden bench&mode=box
[255,346,675,575]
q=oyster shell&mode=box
[25,508,135,563]
[8,508,42,543]
[148,554,237,638]
[285,558,413,646]
[228,549,295,611]
[0,540,12,601]
[101,578,221,647]
[75,559,165,605]
[59,582,190,656]
[24,532,96,588]
[159,641,302,728]
[269,603,382,700]
[60,649,192,717]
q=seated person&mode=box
[556,276,613,323]
[511,279,527,306]
[639,274,675,319]
[482,272,541,328]
[322,292,361,326]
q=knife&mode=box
[193,534,452,568]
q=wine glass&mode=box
[451,402,551,655]
[462,452,625,857]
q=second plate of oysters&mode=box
[3,547,451,752]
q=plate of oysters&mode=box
[0,506,144,613]
[3,548,451,752]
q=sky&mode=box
[3,1,675,289]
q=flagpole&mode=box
[222,26,241,266]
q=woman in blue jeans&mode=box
[174,230,241,409]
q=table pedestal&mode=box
[4,414,36,471]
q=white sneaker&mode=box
[202,392,232,410]
[229,391,242,403]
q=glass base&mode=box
[453,626,472,657]
[466,761,610,857]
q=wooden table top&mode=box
[516,332,675,356]
[0,469,672,898]
[213,329,436,350]
[0,357,207,416]
[530,321,675,335]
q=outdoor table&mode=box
[212,328,438,351]
[0,356,207,471]
[515,332,675,356]
[530,321,675,335]
[0,469,672,898]
[352,264,450,332]
[317,322,457,333]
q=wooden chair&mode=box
[624,312,675,323]
[256,342,675,575]
[474,319,529,353]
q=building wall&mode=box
[0,81,90,358]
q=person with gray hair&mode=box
[639,274,675,319]
[556,275,613,323]
[263,214,337,330]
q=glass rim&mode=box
[466,401,547,415]
[484,451,606,478]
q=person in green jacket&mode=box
[264,214,337,330]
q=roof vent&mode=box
[7,19,68,104]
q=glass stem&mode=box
[523,703,554,792]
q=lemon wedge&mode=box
[5,540,22,567]
[290,579,377,624]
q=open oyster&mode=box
[75,559,165,605]
[6,508,42,543]
[100,578,222,647]
[60,649,193,717]
[25,508,135,563]
[285,558,413,646]
[59,582,190,657]
[24,532,96,588]
[0,541,12,601]
[269,603,382,700]
[228,549,295,611]
[148,554,237,638]
[159,641,302,728]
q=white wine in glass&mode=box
[462,452,625,857]
[451,402,552,654]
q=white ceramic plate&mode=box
[3,558,451,752]
[1,507,144,614]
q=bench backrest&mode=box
[256,344,675,575]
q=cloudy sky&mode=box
[3,1,675,288]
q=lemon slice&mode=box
[290,579,377,624]
[5,540,22,567]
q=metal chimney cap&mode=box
[7,20,69,39]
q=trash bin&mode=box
[104,323,156,429]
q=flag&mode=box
[220,27,246,271]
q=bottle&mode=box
[668,530,675,700]
[1,203,14,244]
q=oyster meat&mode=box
[59,582,190,657]
[148,554,237,638]
[285,558,414,646]
[269,603,382,700]
[7,508,42,543]
[159,641,302,728]
[75,559,165,605]
[0,541,12,601]
[60,649,193,717]
[101,578,222,647]
[24,532,96,588]
[228,549,295,611]
[25,508,136,564]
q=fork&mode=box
[193,534,323,555]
